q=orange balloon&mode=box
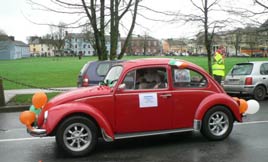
[19,111,36,127]
[32,92,48,109]
[239,99,248,114]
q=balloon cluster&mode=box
[19,92,48,129]
[233,97,259,115]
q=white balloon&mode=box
[245,99,260,114]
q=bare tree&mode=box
[225,28,242,56]
[0,29,9,51]
[27,0,141,60]
[48,22,67,56]
[254,0,268,9]
[0,29,8,41]
[177,0,225,75]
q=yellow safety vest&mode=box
[212,52,225,76]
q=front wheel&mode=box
[56,116,98,157]
[201,106,234,141]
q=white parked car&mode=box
[223,61,268,100]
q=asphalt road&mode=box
[1,101,268,162]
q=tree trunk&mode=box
[110,0,119,60]
[118,0,139,59]
[204,0,213,76]
[100,0,107,60]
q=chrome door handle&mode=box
[160,94,172,98]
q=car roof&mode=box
[86,60,124,64]
[249,61,268,64]
[236,61,268,65]
[117,58,203,70]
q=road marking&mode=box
[0,137,54,143]
[235,120,268,125]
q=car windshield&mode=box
[230,63,253,75]
[103,65,123,87]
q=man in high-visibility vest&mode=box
[212,47,225,85]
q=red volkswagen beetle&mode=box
[26,58,258,156]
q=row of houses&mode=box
[1,25,268,60]
[27,34,192,57]
[0,36,30,60]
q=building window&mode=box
[88,44,91,48]
[75,44,77,48]
[83,44,86,48]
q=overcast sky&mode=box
[0,0,264,43]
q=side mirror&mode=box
[117,83,126,91]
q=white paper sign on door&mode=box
[139,93,158,108]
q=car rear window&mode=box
[80,63,89,74]
[97,63,111,76]
[230,63,253,75]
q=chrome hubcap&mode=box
[208,111,229,136]
[63,123,92,152]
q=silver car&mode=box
[223,61,268,100]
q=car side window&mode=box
[122,67,167,90]
[172,67,207,88]
[122,71,135,89]
[260,63,268,75]
[97,63,110,76]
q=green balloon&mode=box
[29,105,41,115]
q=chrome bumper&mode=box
[194,120,201,131]
[27,127,47,137]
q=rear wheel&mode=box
[56,116,98,157]
[201,106,234,141]
[253,85,266,101]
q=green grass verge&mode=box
[7,92,60,105]
[0,55,267,90]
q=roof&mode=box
[119,58,203,72]
[14,41,28,47]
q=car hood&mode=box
[37,86,112,127]
[46,85,112,108]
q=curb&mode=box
[0,105,30,113]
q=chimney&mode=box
[9,36,15,41]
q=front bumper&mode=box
[27,127,47,137]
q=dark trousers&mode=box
[213,75,222,85]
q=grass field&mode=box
[7,92,60,105]
[0,55,267,90]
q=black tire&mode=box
[56,116,98,157]
[201,106,234,141]
[253,85,266,101]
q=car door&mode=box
[260,63,268,87]
[170,66,213,129]
[114,66,173,133]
